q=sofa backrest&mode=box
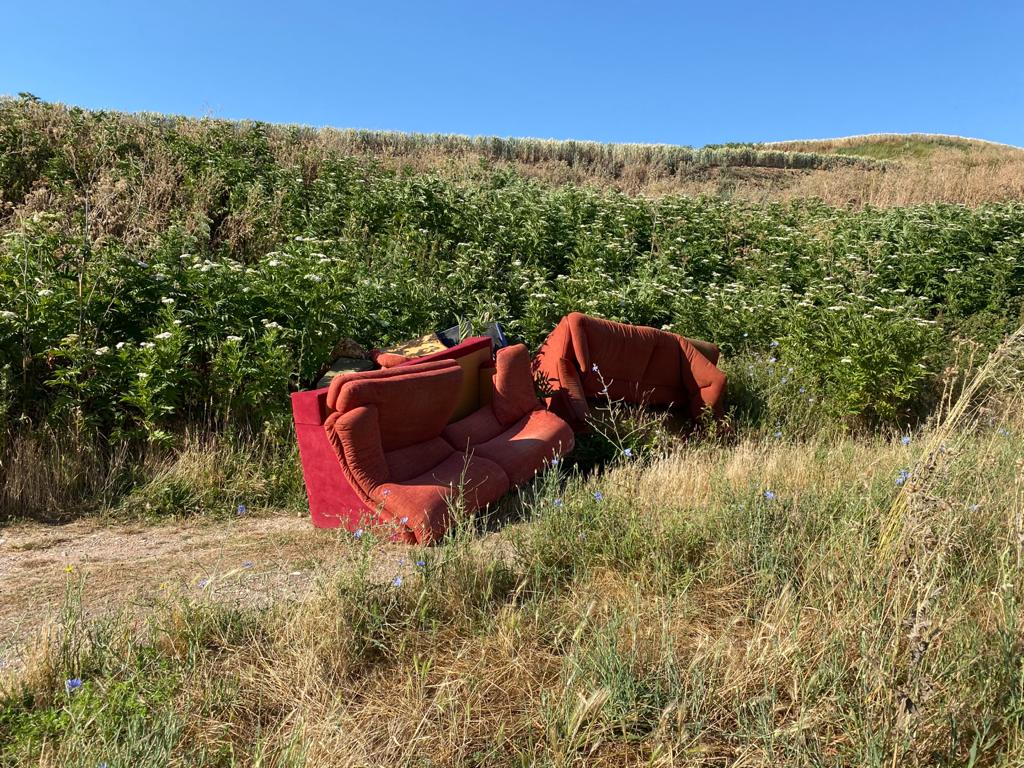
[565,313,682,404]
[396,336,493,421]
[333,361,463,452]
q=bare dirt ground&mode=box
[0,513,386,674]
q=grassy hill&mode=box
[3,97,1023,209]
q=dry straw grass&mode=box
[3,336,1022,765]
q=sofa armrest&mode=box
[492,344,541,427]
[678,338,727,420]
[556,358,590,426]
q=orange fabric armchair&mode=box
[534,312,727,432]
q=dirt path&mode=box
[0,513,380,673]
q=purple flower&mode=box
[400,516,409,525]
[594,491,604,502]
[550,457,560,467]
[768,357,777,364]
[622,448,633,458]
[236,504,247,516]
[895,469,911,486]
[65,678,83,694]
[392,576,403,587]
[242,561,253,569]
[416,559,426,567]
[798,387,806,394]
[900,435,912,446]
[354,528,363,540]
[591,363,600,373]
[197,578,210,589]
[382,488,391,496]
[553,498,563,507]
[763,490,776,501]
[770,340,779,348]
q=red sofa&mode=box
[291,337,573,543]
[534,312,727,432]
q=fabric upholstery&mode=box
[442,344,574,485]
[396,336,493,422]
[373,453,510,543]
[491,343,542,427]
[470,409,574,486]
[534,312,727,430]
[301,337,574,544]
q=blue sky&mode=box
[4,1,1022,146]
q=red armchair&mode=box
[534,312,727,432]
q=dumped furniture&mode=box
[534,312,727,432]
[291,336,573,543]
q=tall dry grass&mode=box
[2,332,1022,766]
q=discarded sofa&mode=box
[534,312,727,432]
[291,336,574,543]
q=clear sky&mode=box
[3,0,1022,147]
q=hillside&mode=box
[3,98,1023,209]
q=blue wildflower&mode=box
[65,678,83,694]
[901,435,912,446]
[591,363,599,373]
[623,447,633,458]
[550,457,560,467]
[236,504,247,516]
[416,559,426,567]
[197,578,210,589]
[768,356,777,364]
[242,561,253,569]
[763,490,776,501]
[354,528,363,540]
[773,430,782,439]
[553,498,563,507]
[799,387,806,394]
[392,576,403,587]
[895,469,911,486]
[770,340,779,348]
[594,491,604,502]
[400,516,409,525]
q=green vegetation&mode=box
[1,97,1023,518]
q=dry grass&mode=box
[2,383,1022,765]
[5,99,1023,211]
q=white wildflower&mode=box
[38,289,53,297]
[94,346,110,355]
[160,297,174,305]
[226,335,243,342]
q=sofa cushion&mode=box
[471,409,574,486]
[373,453,510,543]
[336,362,463,451]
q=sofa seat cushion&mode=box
[372,453,510,543]
[470,409,574,486]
